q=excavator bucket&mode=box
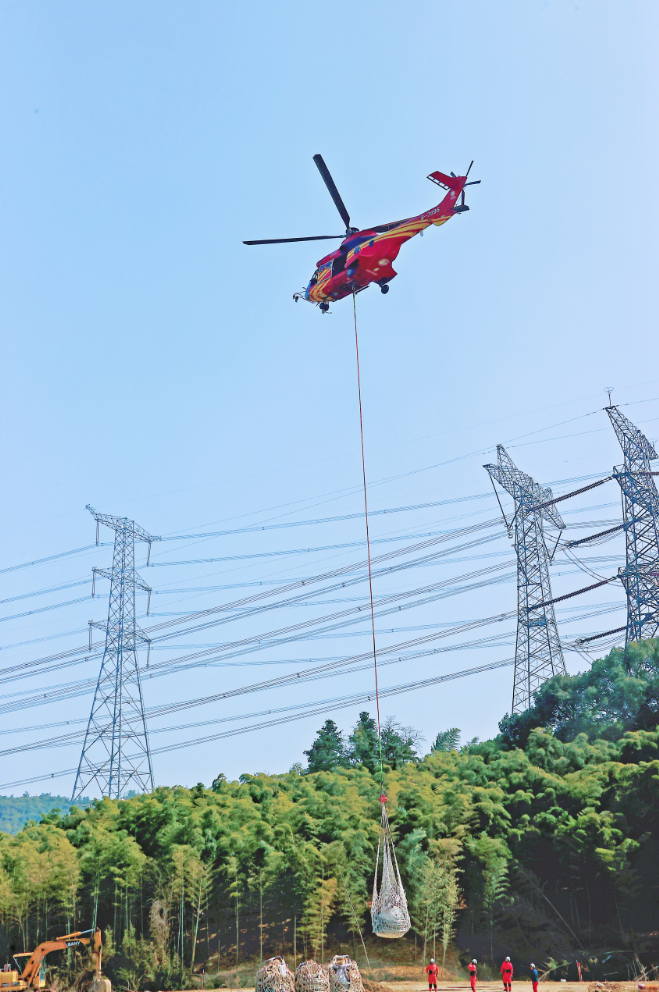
[89,979,111,992]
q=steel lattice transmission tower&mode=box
[606,405,659,642]
[72,505,161,801]
[484,445,567,713]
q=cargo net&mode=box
[371,800,411,939]
[328,955,364,992]
[256,957,295,992]
[295,961,330,992]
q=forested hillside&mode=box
[0,642,658,990]
[0,794,92,835]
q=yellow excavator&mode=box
[0,927,110,992]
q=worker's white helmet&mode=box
[506,957,511,963]
[430,959,435,964]
[472,960,477,965]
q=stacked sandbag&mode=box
[295,960,330,992]
[328,956,364,992]
[371,805,410,939]
[256,957,295,992]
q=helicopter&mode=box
[244,154,480,312]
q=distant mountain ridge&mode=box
[0,793,92,834]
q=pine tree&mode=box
[346,712,380,772]
[303,720,347,772]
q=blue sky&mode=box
[0,0,657,794]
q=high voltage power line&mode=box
[0,538,624,697]
[3,417,655,798]
[0,657,523,792]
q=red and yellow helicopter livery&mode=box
[244,154,480,312]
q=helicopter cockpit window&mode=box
[331,254,347,276]
[308,269,319,287]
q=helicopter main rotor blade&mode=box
[243,235,345,245]
[313,154,352,232]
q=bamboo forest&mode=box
[1,642,658,990]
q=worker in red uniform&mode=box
[500,957,513,992]
[426,958,439,992]
[468,959,477,991]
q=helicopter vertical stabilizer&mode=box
[427,170,465,190]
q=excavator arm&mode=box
[13,929,101,990]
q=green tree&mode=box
[2,644,659,986]
[412,858,442,964]
[499,640,659,748]
[432,728,461,752]
[435,851,460,968]
[381,716,422,768]
[469,834,509,963]
[347,712,380,773]
[304,720,347,772]
[300,872,337,963]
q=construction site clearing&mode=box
[186,980,647,992]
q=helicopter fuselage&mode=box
[304,175,467,307]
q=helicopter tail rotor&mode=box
[454,165,481,213]
[454,190,470,213]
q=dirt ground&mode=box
[208,983,640,992]
[388,984,623,992]
[386,984,638,992]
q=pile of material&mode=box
[588,984,636,992]
[256,957,295,992]
[328,956,364,992]
[295,961,330,992]
[587,984,642,992]
[361,981,393,992]
[371,803,411,938]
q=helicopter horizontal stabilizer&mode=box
[427,170,464,190]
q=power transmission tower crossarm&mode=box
[606,406,659,642]
[72,505,161,801]
[484,445,566,714]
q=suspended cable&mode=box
[0,545,108,575]
[533,475,614,512]
[0,524,504,682]
[577,626,627,645]
[0,591,623,725]
[0,631,519,747]
[0,636,519,755]
[351,292,385,790]
[0,562,517,707]
[561,546,611,582]
[140,562,515,676]
[0,579,91,606]
[0,655,517,791]
[157,495,495,541]
[149,529,454,567]
[0,596,92,625]
[143,519,503,636]
[528,576,620,611]
[565,523,625,548]
[0,627,88,652]
[0,553,608,699]
[0,552,607,697]
[0,582,520,716]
